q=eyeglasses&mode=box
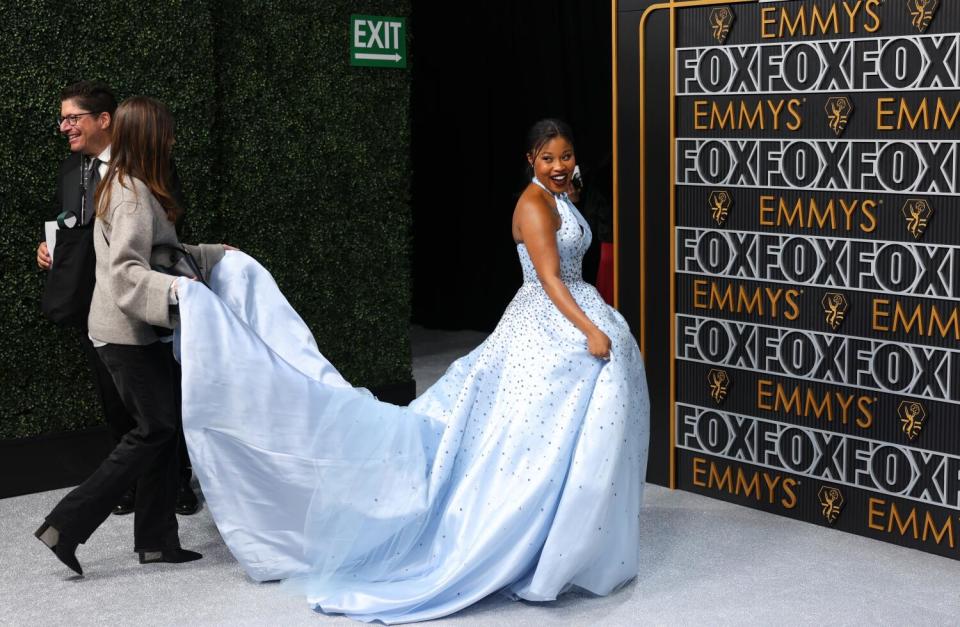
[56,112,100,127]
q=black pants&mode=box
[79,331,192,482]
[78,330,136,442]
[46,342,181,551]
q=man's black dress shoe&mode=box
[138,547,203,564]
[34,522,83,576]
[176,477,200,516]
[112,487,135,516]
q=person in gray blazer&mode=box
[38,80,201,517]
[35,96,228,574]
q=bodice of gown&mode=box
[517,178,592,285]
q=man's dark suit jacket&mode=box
[51,151,187,227]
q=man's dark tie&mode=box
[82,158,101,225]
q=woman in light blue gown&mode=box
[176,119,650,623]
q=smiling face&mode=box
[528,136,576,195]
[59,97,112,156]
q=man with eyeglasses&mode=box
[36,80,200,517]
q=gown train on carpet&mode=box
[176,188,650,623]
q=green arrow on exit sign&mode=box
[351,15,406,68]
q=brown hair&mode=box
[95,96,182,223]
[60,80,118,116]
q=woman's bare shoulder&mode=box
[513,184,560,243]
[514,184,555,221]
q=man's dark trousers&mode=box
[46,342,181,550]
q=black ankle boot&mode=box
[138,547,203,564]
[112,486,136,516]
[176,476,200,516]
[34,522,83,576]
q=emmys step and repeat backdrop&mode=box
[619,0,960,559]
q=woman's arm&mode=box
[180,243,226,281]
[515,191,611,359]
[106,198,178,328]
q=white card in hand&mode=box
[44,221,59,261]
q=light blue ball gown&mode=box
[175,179,650,624]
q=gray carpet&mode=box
[3,327,959,626]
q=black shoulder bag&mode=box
[148,243,208,340]
[150,243,209,289]
[40,217,96,327]
[40,156,99,327]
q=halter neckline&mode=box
[531,176,568,201]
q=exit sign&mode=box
[350,15,406,68]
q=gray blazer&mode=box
[88,175,223,345]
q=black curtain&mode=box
[411,1,612,330]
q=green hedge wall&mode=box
[0,0,412,440]
[215,1,413,391]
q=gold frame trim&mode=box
[612,0,620,310]
[614,0,754,489]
